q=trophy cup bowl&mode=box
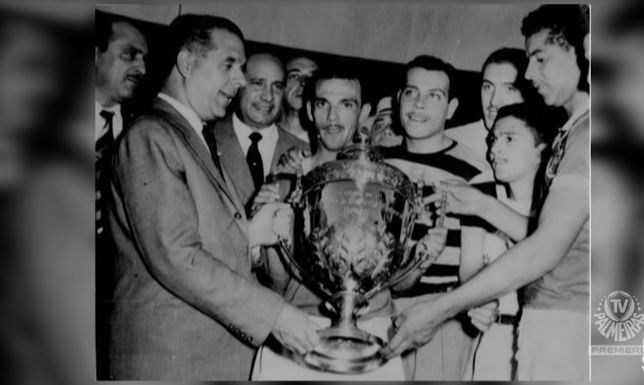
[276,141,431,374]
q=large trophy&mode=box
[274,130,442,374]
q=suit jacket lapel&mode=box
[152,98,244,214]
[214,116,256,206]
[271,131,291,171]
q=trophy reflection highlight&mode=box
[276,132,439,374]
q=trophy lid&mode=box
[303,126,416,201]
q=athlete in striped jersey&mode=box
[381,55,493,381]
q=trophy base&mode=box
[291,326,387,374]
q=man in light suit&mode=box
[107,14,319,380]
[214,53,309,211]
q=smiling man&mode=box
[107,15,319,380]
[447,48,537,160]
[380,55,492,381]
[304,67,371,166]
[251,66,408,381]
[381,5,590,381]
[214,53,308,207]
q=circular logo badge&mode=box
[594,291,644,342]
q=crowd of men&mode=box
[95,4,589,381]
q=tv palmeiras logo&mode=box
[594,291,644,342]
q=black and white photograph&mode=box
[93,2,591,381]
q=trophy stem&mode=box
[332,291,366,332]
[289,290,386,374]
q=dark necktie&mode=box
[247,132,264,191]
[96,110,114,236]
[202,123,224,179]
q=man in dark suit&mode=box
[95,14,148,377]
[214,53,309,211]
[107,14,319,380]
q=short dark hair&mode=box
[491,102,558,226]
[95,12,114,53]
[401,55,457,100]
[161,14,245,80]
[482,47,539,104]
[521,4,589,93]
[95,13,144,54]
[493,102,556,148]
[167,14,244,58]
[303,66,363,107]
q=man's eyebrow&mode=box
[374,117,386,124]
[124,45,146,54]
[429,88,447,96]
[496,128,517,136]
[287,68,303,74]
[528,48,544,56]
[340,98,358,104]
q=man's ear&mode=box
[359,103,372,126]
[536,142,547,159]
[177,49,194,79]
[306,101,313,122]
[447,98,459,120]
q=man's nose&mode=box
[525,61,537,83]
[491,141,503,157]
[260,85,274,102]
[327,105,339,121]
[490,89,503,108]
[414,94,426,109]
[133,56,146,76]
[232,67,247,88]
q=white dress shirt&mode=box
[157,93,210,152]
[296,130,310,143]
[232,113,279,177]
[95,100,123,143]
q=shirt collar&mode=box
[158,92,204,132]
[232,113,278,140]
[96,100,121,118]
[560,102,590,135]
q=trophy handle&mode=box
[376,180,438,291]
[287,167,304,207]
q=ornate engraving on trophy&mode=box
[277,140,434,374]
